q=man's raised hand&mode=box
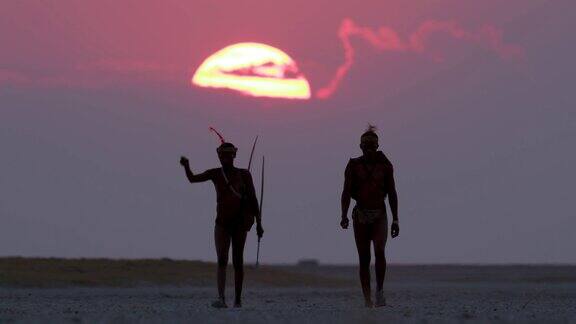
[180,156,189,167]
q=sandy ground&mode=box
[1,283,575,323]
[1,261,576,323]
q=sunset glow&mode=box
[192,43,311,99]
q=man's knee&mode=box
[233,258,244,270]
[217,257,228,268]
[359,253,371,268]
[374,245,385,259]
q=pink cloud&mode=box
[317,18,525,99]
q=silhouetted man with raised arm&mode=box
[180,142,264,308]
[340,125,399,307]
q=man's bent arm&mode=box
[183,165,212,183]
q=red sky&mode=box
[1,0,530,95]
[1,0,575,264]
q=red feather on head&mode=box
[209,127,226,144]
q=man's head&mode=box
[217,142,237,167]
[360,125,379,157]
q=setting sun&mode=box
[192,42,311,99]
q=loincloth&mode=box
[352,207,386,225]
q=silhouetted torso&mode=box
[346,151,394,210]
[205,167,258,229]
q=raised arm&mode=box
[340,161,353,229]
[179,156,213,183]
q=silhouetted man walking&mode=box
[340,125,399,307]
[180,142,264,308]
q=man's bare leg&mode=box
[354,222,373,307]
[373,218,388,306]
[231,230,248,307]
[214,225,231,308]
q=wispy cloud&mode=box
[317,18,525,99]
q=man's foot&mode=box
[211,298,228,309]
[234,300,242,308]
[375,290,386,307]
[364,299,374,308]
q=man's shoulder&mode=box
[205,168,221,177]
[345,157,362,174]
[347,153,394,168]
[377,152,393,166]
[237,168,253,178]
[348,156,363,165]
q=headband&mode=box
[217,146,238,153]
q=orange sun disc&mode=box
[192,42,311,99]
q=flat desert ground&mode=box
[0,258,575,323]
